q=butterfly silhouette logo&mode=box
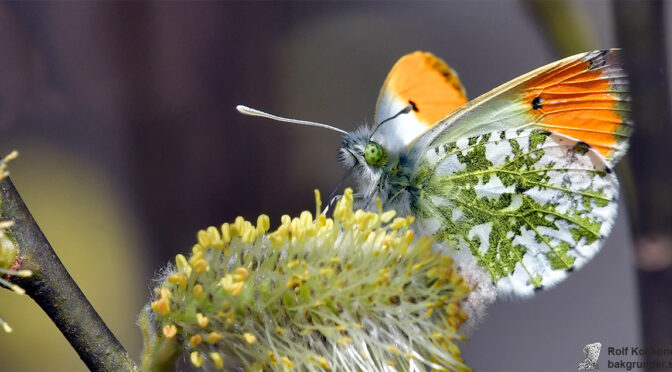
[578,342,602,370]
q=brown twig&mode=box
[0,177,138,372]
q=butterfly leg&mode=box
[322,193,364,215]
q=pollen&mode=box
[233,267,249,281]
[192,284,204,299]
[190,352,204,368]
[210,352,224,370]
[243,332,257,345]
[207,331,223,344]
[189,334,203,347]
[168,273,187,289]
[162,325,178,338]
[196,313,209,328]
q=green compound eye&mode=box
[364,141,387,167]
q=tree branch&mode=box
[0,177,138,372]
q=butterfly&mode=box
[238,49,631,300]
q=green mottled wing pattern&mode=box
[412,128,619,296]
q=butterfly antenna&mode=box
[237,105,348,134]
[368,104,414,140]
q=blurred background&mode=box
[0,1,669,371]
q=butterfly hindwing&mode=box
[412,128,619,296]
[374,51,468,152]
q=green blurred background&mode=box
[0,1,669,371]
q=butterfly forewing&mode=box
[412,49,630,168]
[374,51,467,152]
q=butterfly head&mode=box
[338,125,386,171]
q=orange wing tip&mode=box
[377,51,468,127]
[523,49,631,164]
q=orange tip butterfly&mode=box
[238,50,631,305]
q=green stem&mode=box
[0,177,138,372]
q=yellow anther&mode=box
[380,210,396,223]
[415,236,433,252]
[191,244,205,256]
[189,334,203,347]
[4,150,18,161]
[190,351,204,368]
[337,336,353,346]
[233,267,250,281]
[160,287,172,300]
[243,332,256,345]
[197,229,210,247]
[241,227,257,244]
[287,260,299,269]
[207,225,221,242]
[151,298,170,316]
[10,285,25,295]
[191,258,208,274]
[2,322,12,333]
[207,331,223,344]
[210,352,224,370]
[257,214,270,233]
[276,327,285,335]
[235,216,247,235]
[175,254,192,276]
[162,324,177,338]
[404,230,415,243]
[196,313,209,328]
[300,211,313,227]
[319,267,333,276]
[281,356,295,368]
[268,351,278,365]
[192,284,204,299]
[445,303,459,316]
[281,214,291,226]
[286,274,305,289]
[314,189,322,216]
[387,345,401,355]
[221,274,244,296]
[168,273,188,289]
[389,217,407,229]
[330,257,341,264]
[448,342,461,357]
[220,223,231,243]
[318,356,330,370]
[335,325,346,332]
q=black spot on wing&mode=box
[588,49,609,70]
[408,100,419,112]
[532,96,543,110]
[573,141,591,155]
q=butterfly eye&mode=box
[364,142,387,167]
